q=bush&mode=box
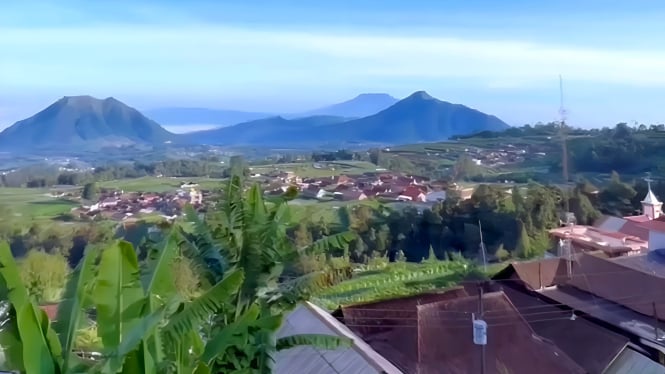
[19,250,69,303]
[495,245,511,262]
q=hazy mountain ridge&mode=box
[144,107,273,128]
[1,91,509,152]
[0,96,176,151]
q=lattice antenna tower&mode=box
[559,75,571,214]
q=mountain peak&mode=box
[354,93,395,100]
[407,91,434,100]
[0,96,175,151]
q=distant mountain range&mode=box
[190,91,509,146]
[145,93,399,131]
[0,91,509,152]
[144,107,272,132]
[294,93,399,118]
[0,96,175,151]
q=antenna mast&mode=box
[478,220,487,273]
[559,75,570,213]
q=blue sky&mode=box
[2,0,665,128]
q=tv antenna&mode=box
[478,220,487,273]
[559,75,571,213]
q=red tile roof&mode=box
[637,220,665,233]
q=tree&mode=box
[81,182,98,201]
[515,220,533,259]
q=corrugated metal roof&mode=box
[605,348,665,374]
[274,302,403,374]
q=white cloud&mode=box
[2,25,665,91]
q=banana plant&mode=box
[179,176,354,372]
[0,236,246,374]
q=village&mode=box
[72,170,477,222]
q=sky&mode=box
[2,0,665,129]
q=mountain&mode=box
[192,91,509,147]
[144,107,273,132]
[187,115,348,146]
[296,93,399,118]
[322,91,510,143]
[0,96,176,151]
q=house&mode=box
[301,185,328,199]
[274,302,402,374]
[397,186,426,203]
[425,190,447,203]
[100,198,119,208]
[334,190,367,201]
[549,225,647,257]
[624,180,663,222]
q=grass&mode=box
[312,260,478,310]
[250,161,381,178]
[99,176,226,192]
[0,188,78,220]
[287,199,381,225]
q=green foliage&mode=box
[19,251,70,304]
[314,260,474,309]
[495,245,511,262]
[515,221,533,259]
[0,242,61,373]
[81,182,98,201]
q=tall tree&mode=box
[81,182,97,201]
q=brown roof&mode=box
[342,288,587,374]
[501,253,665,321]
[416,292,585,374]
[492,258,568,290]
[497,285,629,373]
[566,252,665,318]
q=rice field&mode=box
[0,187,78,220]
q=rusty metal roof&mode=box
[342,288,586,374]
[498,285,629,373]
[492,258,568,290]
[416,292,585,374]
[566,252,665,319]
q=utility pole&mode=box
[478,283,486,374]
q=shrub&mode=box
[19,250,69,303]
[495,245,511,262]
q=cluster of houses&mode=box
[73,183,205,221]
[261,170,474,204]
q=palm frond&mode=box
[302,231,357,255]
[141,231,179,298]
[201,303,261,365]
[179,207,228,283]
[100,300,172,373]
[163,269,244,341]
[0,242,60,373]
[93,241,145,348]
[53,246,99,370]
